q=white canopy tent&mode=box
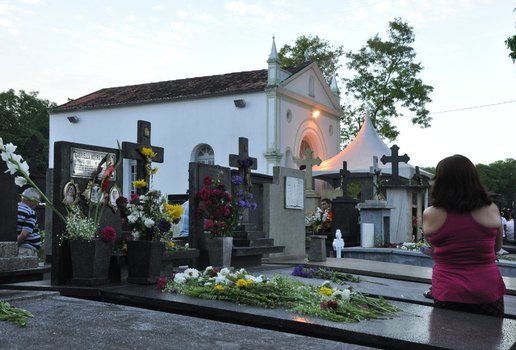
[313,114,432,180]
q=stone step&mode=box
[232,238,274,248]
[232,245,285,256]
[0,242,18,258]
[232,231,266,240]
[0,256,39,272]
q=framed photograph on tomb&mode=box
[62,181,80,206]
[108,184,121,212]
[82,181,106,205]
[285,176,304,210]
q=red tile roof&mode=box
[52,69,268,113]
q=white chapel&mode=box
[48,38,342,196]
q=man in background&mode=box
[17,187,42,256]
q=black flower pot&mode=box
[126,240,164,284]
[69,239,112,286]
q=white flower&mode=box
[331,289,351,301]
[14,176,27,187]
[220,267,231,276]
[173,273,186,284]
[18,160,30,175]
[4,160,17,175]
[127,214,138,224]
[4,142,17,155]
[214,273,229,285]
[144,218,155,228]
[0,137,3,151]
[132,230,140,240]
[321,280,332,288]
[184,268,200,279]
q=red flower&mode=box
[129,192,139,204]
[156,277,167,290]
[203,176,212,186]
[100,226,117,243]
[204,219,214,229]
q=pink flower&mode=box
[156,277,167,290]
[100,226,117,243]
[204,219,214,229]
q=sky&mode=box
[1,0,515,168]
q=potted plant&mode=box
[117,189,182,284]
[196,175,256,268]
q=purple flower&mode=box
[158,219,172,233]
[231,175,243,185]
[292,264,313,278]
[251,202,257,210]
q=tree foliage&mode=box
[506,8,516,63]
[476,159,516,209]
[0,89,56,172]
[341,18,433,144]
[277,35,344,82]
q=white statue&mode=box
[333,229,345,258]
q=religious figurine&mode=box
[333,229,345,258]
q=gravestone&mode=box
[356,156,394,246]
[0,172,18,242]
[122,120,164,193]
[380,144,410,186]
[331,161,360,247]
[229,137,257,224]
[294,148,321,215]
[188,162,232,269]
[264,167,305,260]
[50,141,123,285]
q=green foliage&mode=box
[0,89,56,172]
[506,8,516,63]
[476,159,516,209]
[0,301,33,327]
[278,35,344,82]
[341,18,433,145]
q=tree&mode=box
[341,18,433,144]
[476,159,516,209]
[0,89,56,172]
[506,8,516,63]
[277,35,344,82]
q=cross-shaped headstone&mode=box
[122,120,164,192]
[294,148,321,191]
[380,144,410,185]
[339,161,351,198]
[369,156,382,200]
[229,137,257,193]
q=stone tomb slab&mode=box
[98,282,516,350]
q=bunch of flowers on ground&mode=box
[158,266,398,323]
[397,241,423,251]
[305,207,332,233]
[292,265,361,284]
[117,190,182,241]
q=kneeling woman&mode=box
[423,154,506,317]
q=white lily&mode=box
[14,176,27,187]
[0,137,4,151]
[3,142,17,155]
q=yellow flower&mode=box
[122,242,127,252]
[167,241,176,250]
[132,179,147,189]
[165,203,183,221]
[141,147,157,159]
[319,286,333,296]
[214,284,224,291]
[235,279,249,288]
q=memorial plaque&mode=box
[285,176,303,210]
[70,147,117,180]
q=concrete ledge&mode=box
[0,255,39,272]
[0,242,18,258]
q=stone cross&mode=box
[229,137,257,193]
[369,156,382,200]
[339,161,351,198]
[122,120,164,191]
[294,148,321,191]
[380,145,410,185]
[412,166,423,185]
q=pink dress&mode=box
[428,212,506,304]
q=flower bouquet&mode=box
[305,207,332,233]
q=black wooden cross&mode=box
[380,144,410,185]
[412,166,423,185]
[339,161,351,198]
[122,120,164,191]
[229,137,257,193]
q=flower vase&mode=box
[126,240,164,284]
[206,236,233,268]
[69,239,112,286]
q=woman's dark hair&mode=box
[321,198,332,205]
[430,154,491,212]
